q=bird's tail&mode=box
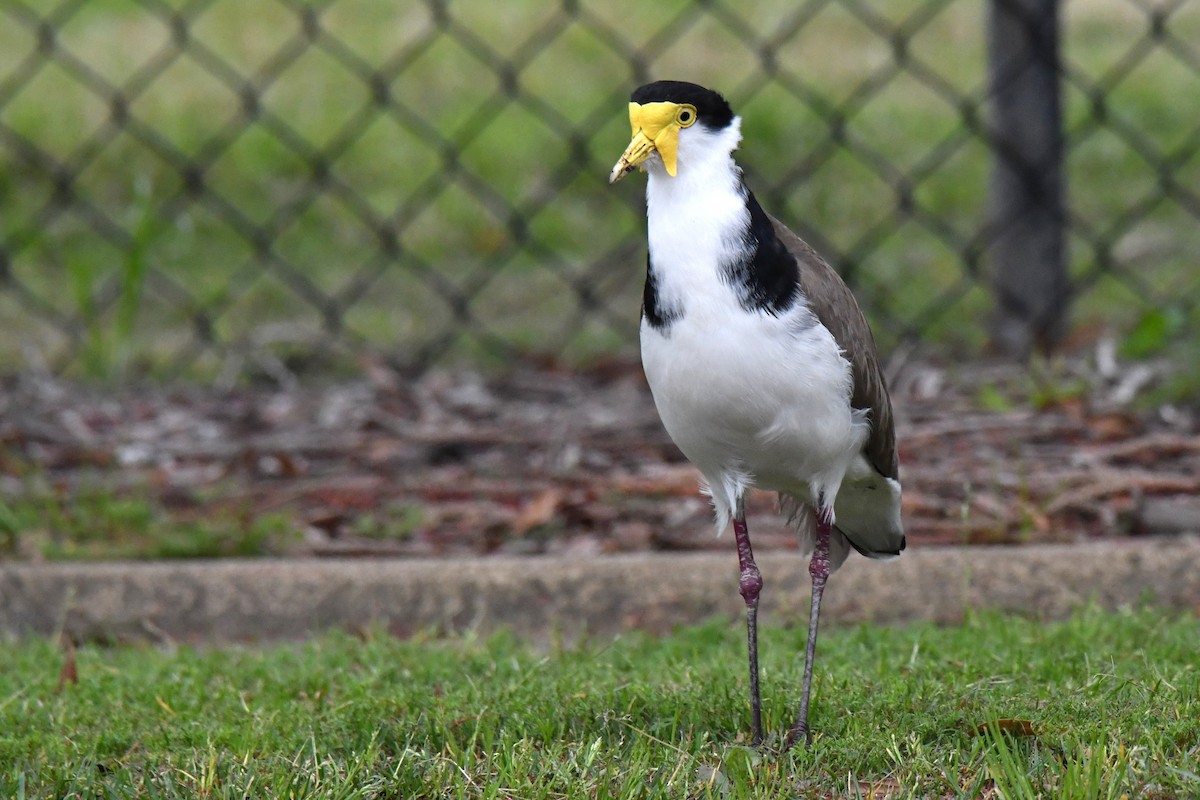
[779,497,852,572]
[779,492,904,572]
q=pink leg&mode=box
[732,498,764,746]
[786,499,833,750]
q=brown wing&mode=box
[769,214,898,480]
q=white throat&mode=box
[643,117,748,325]
[644,116,743,196]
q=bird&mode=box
[609,80,904,749]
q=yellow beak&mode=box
[609,101,687,184]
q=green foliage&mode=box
[1,608,1197,797]
[347,505,425,541]
[50,176,159,379]
[975,382,1015,413]
[1120,307,1187,360]
[0,482,294,560]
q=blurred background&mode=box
[1,0,1198,560]
[2,0,1198,381]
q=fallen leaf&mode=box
[55,636,78,692]
[856,776,903,799]
[971,717,1038,737]
[1089,411,1139,441]
[511,488,562,535]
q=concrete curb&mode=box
[3,537,1198,643]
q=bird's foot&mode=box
[783,721,812,752]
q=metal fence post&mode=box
[986,0,1069,356]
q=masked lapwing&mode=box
[610,80,904,749]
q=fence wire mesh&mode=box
[1,0,1197,381]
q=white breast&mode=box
[639,140,869,534]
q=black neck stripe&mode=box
[642,251,682,332]
[721,187,800,316]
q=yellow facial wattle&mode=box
[609,101,698,183]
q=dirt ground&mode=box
[3,354,1198,560]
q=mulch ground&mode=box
[3,356,1198,560]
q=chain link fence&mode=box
[1,0,1197,382]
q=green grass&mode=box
[1,1,1198,377]
[2,607,1197,797]
[0,481,294,560]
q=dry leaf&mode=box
[1089,411,1138,441]
[511,488,563,535]
[55,636,78,692]
[971,717,1038,737]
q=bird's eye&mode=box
[676,105,697,127]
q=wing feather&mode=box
[768,214,898,480]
